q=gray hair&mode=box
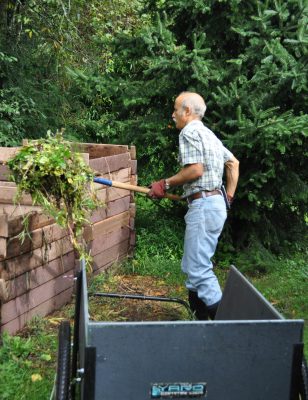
[180,92,207,119]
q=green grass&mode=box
[1,196,307,398]
[0,317,58,400]
[251,256,308,355]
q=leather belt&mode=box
[187,190,221,204]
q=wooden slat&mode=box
[0,147,20,163]
[0,235,73,280]
[5,222,68,260]
[89,196,130,224]
[0,238,6,260]
[95,187,130,204]
[0,286,73,335]
[88,226,130,257]
[93,168,130,192]
[130,175,138,186]
[0,214,8,237]
[129,217,135,230]
[5,211,53,238]
[101,167,130,182]
[130,231,136,246]
[106,196,130,218]
[5,251,75,301]
[0,204,42,218]
[130,159,137,175]
[73,143,128,159]
[0,186,33,205]
[1,269,74,325]
[92,239,129,272]
[0,164,10,180]
[89,153,130,174]
[129,202,136,218]
[129,145,136,160]
[84,211,130,242]
[93,254,127,276]
[0,181,16,187]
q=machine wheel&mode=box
[300,358,308,400]
[55,321,71,400]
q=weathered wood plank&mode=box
[130,231,136,246]
[89,153,130,174]
[5,251,75,301]
[5,222,68,260]
[1,269,74,325]
[0,235,73,280]
[0,181,16,187]
[106,196,130,218]
[6,211,54,238]
[101,167,130,182]
[130,174,138,186]
[89,196,130,224]
[0,238,7,260]
[0,147,20,163]
[129,145,136,160]
[130,159,137,175]
[92,239,129,271]
[95,187,130,204]
[0,164,11,180]
[0,286,73,335]
[89,206,107,224]
[93,253,127,276]
[129,202,136,218]
[0,204,42,218]
[88,226,130,257]
[0,213,8,237]
[129,217,135,231]
[73,143,128,159]
[84,211,130,242]
[0,186,33,205]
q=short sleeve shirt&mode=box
[178,120,233,197]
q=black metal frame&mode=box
[88,292,191,314]
[70,270,97,400]
[71,270,82,400]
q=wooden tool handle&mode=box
[107,180,182,201]
[94,178,182,201]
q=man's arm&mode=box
[224,156,239,199]
[166,163,204,187]
[148,163,203,199]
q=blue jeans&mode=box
[181,194,227,306]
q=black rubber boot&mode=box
[207,301,220,320]
[188,290,209,320]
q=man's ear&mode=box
[184,106,191,116]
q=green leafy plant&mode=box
[7,131,101,266]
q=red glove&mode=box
[148,179,166,199]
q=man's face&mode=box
[172,96,188,130]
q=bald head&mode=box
[179,92,207,120]
[172,92,207,129]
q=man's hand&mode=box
[148,179,166,199]
[227,193,234,206]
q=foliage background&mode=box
[0,3,307,398]
[0,0,307,260]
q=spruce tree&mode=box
[65,0,308,252]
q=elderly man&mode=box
[148,92,239,320]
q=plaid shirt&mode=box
[178,120,233,197]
